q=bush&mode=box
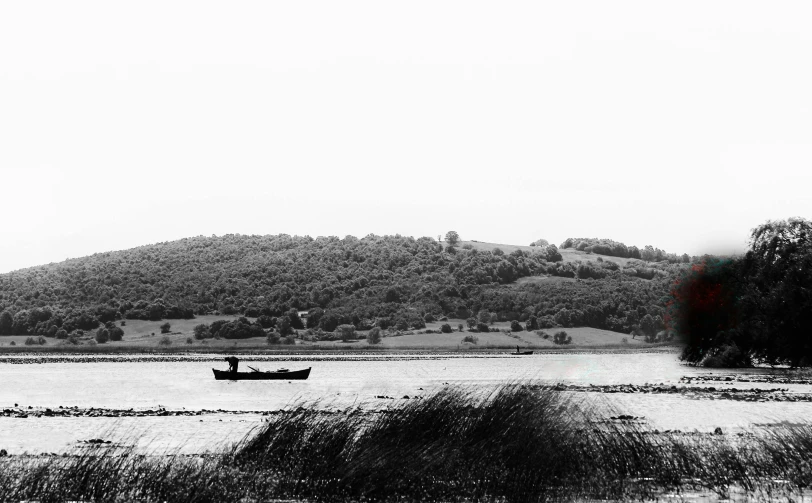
[424,313,436,323]
[267,331,281,345]
[476,322,490,333]
[24,337,38,346]
[160,322,171,334]
[108,327,124,341]
[120,320,126,326]
[95,328,109,344]
[337,324,356,342]
[510,320,523,332]
[186,337,193,344]
[702,343,751,368]
[440,323,453,333]
[368,327,382,345]
[553,331,572,345]
[9,341,15,346]
[458,324,464,332]
[462,334,478,344]
[282,335,296,345]
[536,330,550,339]
[158,336,172,346]
[193,324,212,340]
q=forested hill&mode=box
[0,234,686,338]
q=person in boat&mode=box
[225,356,239,373]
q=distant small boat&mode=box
[212,367,311,380]
[512,350,534,355]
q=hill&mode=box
[0,234,687,342]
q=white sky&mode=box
[1,1,811,273]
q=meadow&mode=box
[0,315,648,353]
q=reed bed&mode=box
[2,384,812,502]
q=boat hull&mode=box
[212,367,311,380]
[511,351,534,355]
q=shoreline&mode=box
[0,343,682,359]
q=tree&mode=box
[368,326,382,344]
[277,316,293,336]
[440,323,453,333]
[193,324,211,340]
[160,322,171,334]
[337,324,356,342]
[95,328,110,343]
[0,311,13,335]
[553,331,571,345]
[510,320,523,332]
[445,231,460,246]
[466,317,477,330]
[109,326,124,341]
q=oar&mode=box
[248,366,261,373]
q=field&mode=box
[0,315,646,352]
[461,240,639,267]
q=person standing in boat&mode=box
[225,356,239,373]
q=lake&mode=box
[2,350,812,454]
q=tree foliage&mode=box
[672,218,812,366]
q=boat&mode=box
[511,346,534,355]
[212,367,312,380]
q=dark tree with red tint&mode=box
[669,257,746,365]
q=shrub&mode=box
[55,329,68,339]
[24,337,38,346]
[424,313,436,323]
[108,327,124,341]
[702,343,750,368]
[621,337,629,344]
[461,334,478,344]
[267,331,281,345]
[476,322,490,333]
[553,331,572,345]
[458,324,464,332]
[9,341,15,346]
[160,322,171,334]
[95,328,109,344]
[186,337,193,344]
[337,324,356,342]
[283,335,296,345]
[440,323,453,334]
[158,336,172,346]
[536,330,550,339]
[193,324,212,340]
[120,320,126,326]
[368,327,382,345]
[510,320,523,332]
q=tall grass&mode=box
[3,384,812,502]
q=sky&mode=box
[1,1,811,273]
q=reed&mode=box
[2,384,812,502]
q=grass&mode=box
[0,313,650,352]
[461,240,639,267]
[3,384,812,502]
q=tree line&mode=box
[0,232,689,340]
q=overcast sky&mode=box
[1,1,811,273]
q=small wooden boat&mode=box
[512,350,534,355]
[212,367,311,380]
